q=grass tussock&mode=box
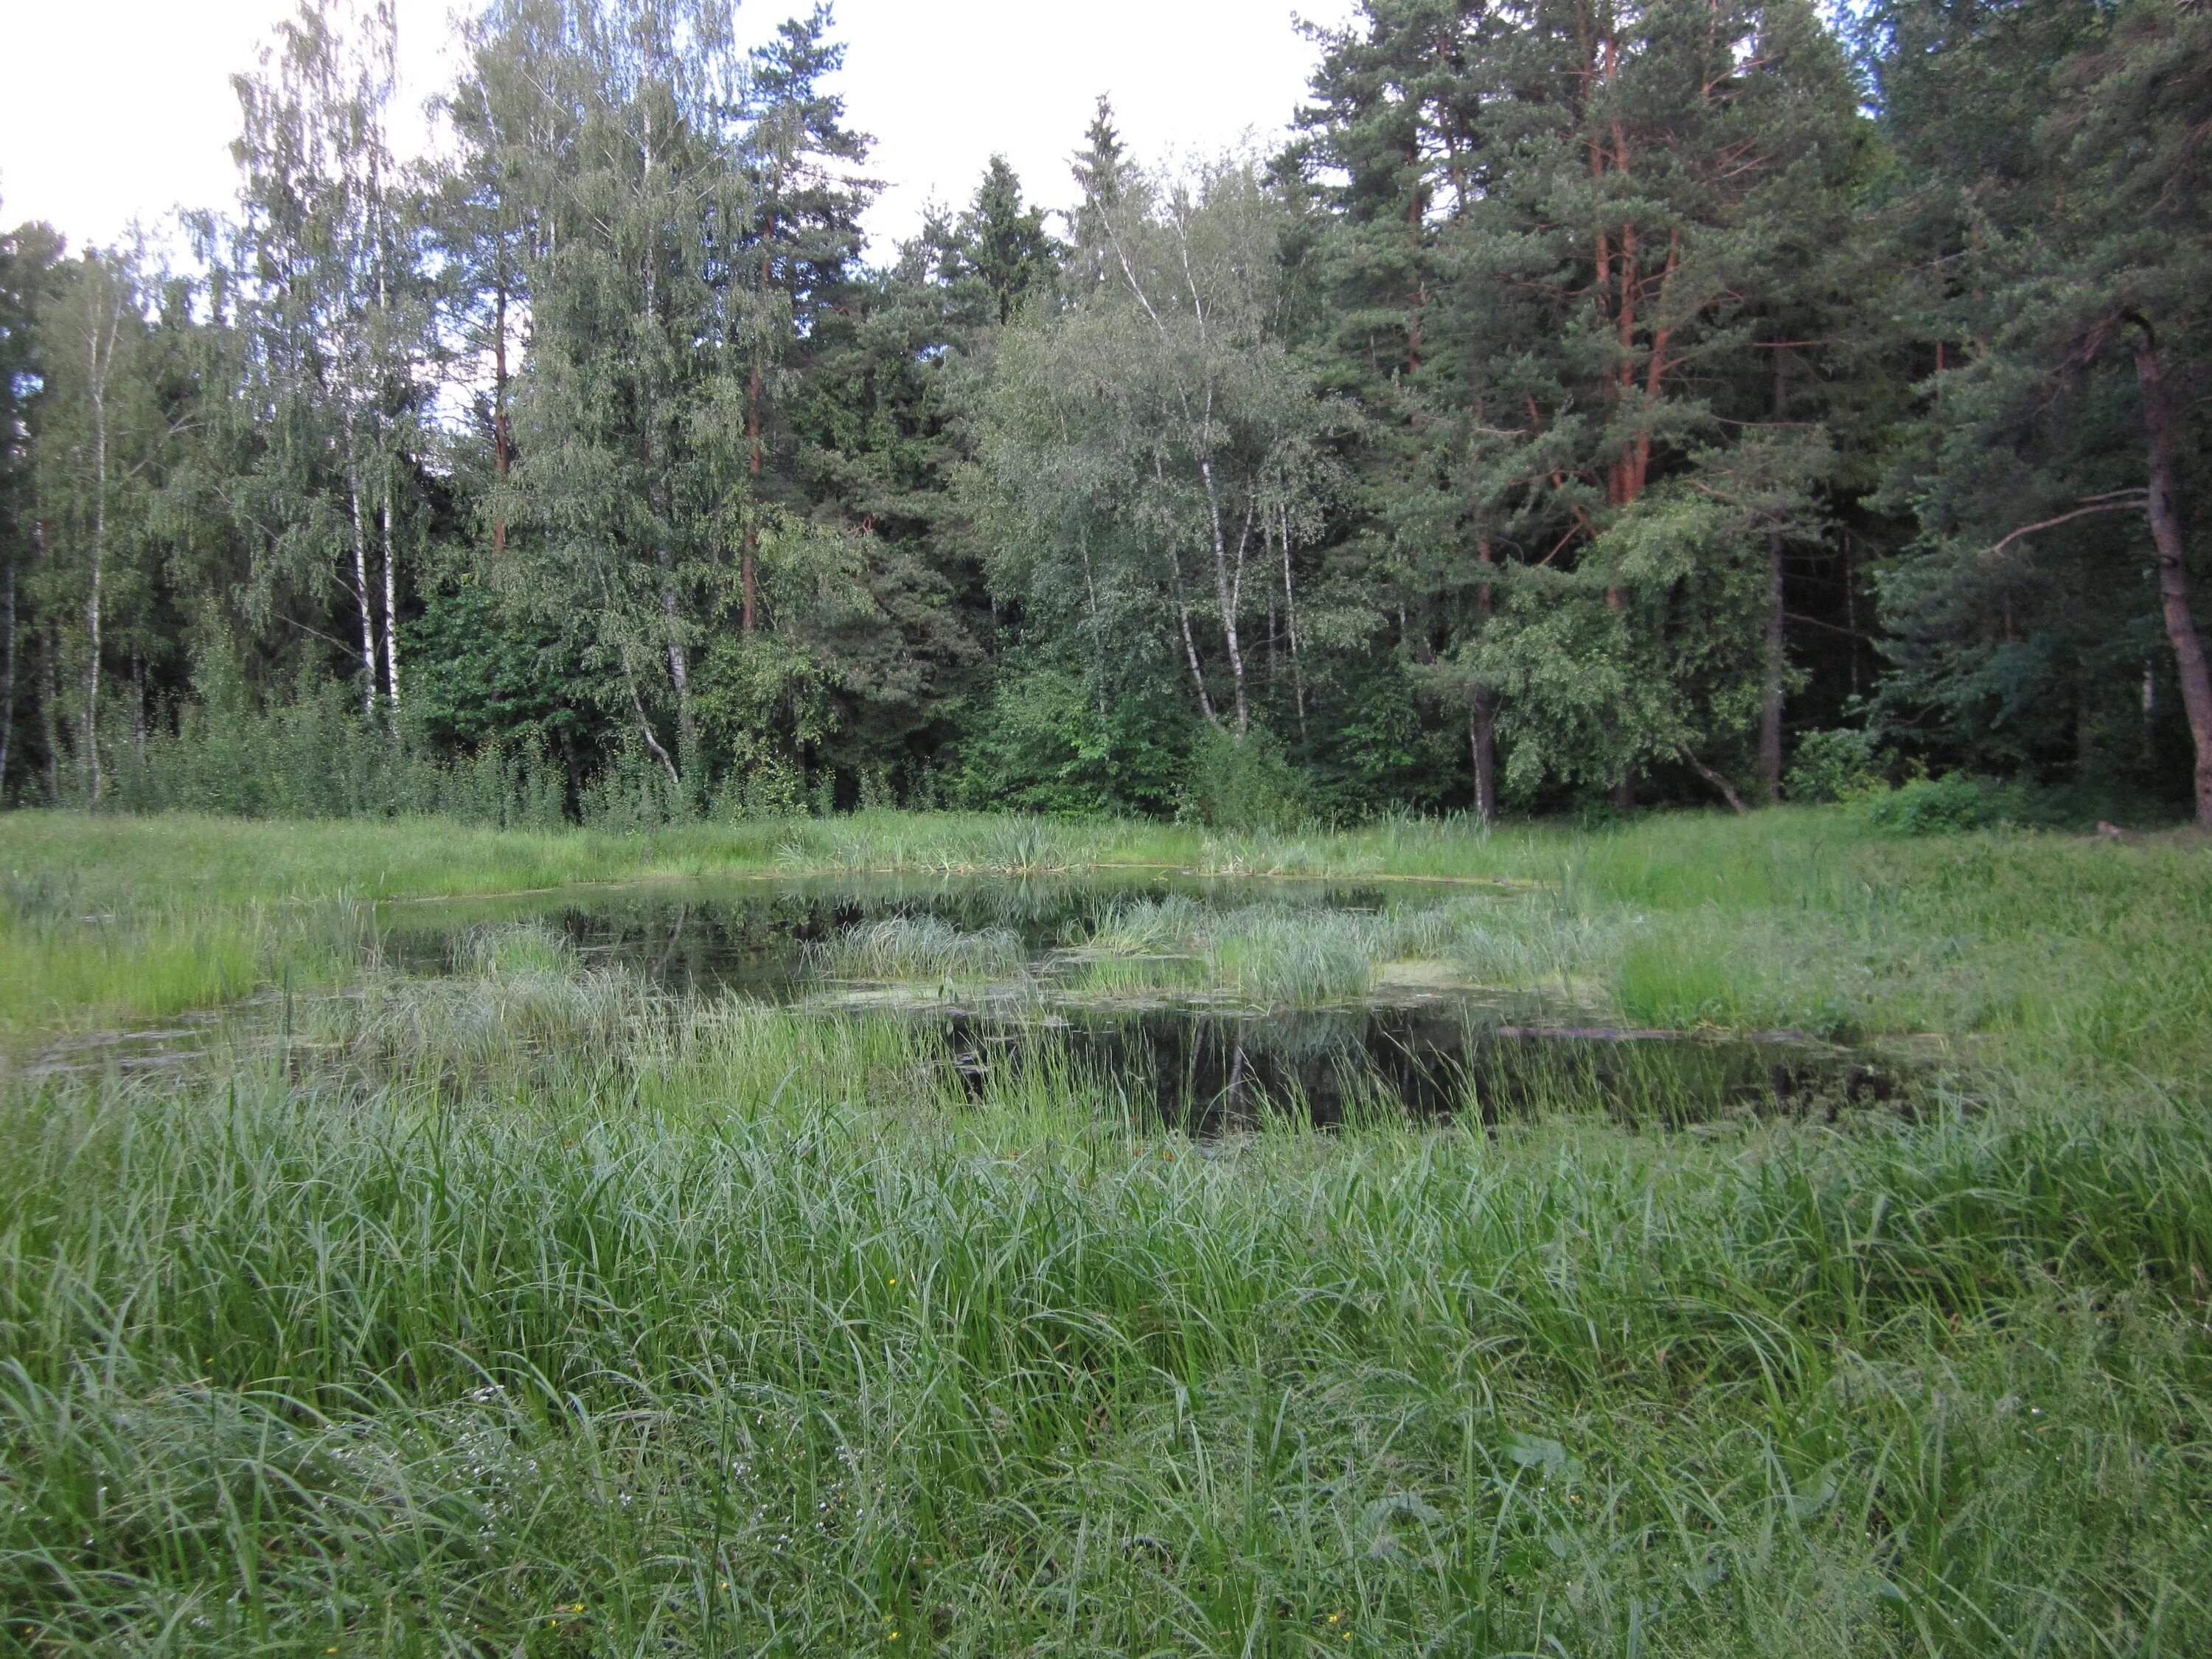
[816,915,1029,983]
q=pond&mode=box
[377,871,1911,1131]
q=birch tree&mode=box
[984,156,1343,743]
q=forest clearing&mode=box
[2,804,2209,1655]
[6,0,2212,1649]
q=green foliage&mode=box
[1860,773,2025,836]
[953,661,1191,818]
[7,0,2211,835]
[1787,727,1891,803]
[1178,723,1310,832]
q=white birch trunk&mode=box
[381,459,400,722]
[346,437,379,722]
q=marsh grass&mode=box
[1062,896,1590,1012]
[4,807,2211,1654]
[816,915,1029,982]
[3,990,2208,1655]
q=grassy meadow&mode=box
[2,807,2210,1655]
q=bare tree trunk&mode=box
[1470,702,1498,825]
[1168,539,1216,726]
[2132,319,2212,827]
[84,546,103,804]
[604,566,681,793]
[635,413,695,774]
[0,560,15,793]
[744,353,762,634]
[1471,540,1497,824]
[85,307,112,804]
[1197,454,1248,737]
[1280,503,1307,744]
[346,442,379,722]
[1681,748,1750,815]
[1760,350,1789,804]
[381,456,401,723]
[491,272,512,553]
[41,622,61,803]
[660,560,695,763]
[1079,524,1109,733]
[625,653,682,794]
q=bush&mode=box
[1178,723,1309,832]
[1785,727,1889,803]
[954,664,1191,818]
[1860,772,2028,835]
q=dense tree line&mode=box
[1,0,2206,827]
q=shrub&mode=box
[1860,772,2027,835]
[1785,727,1889,803]
[1178,723,1309,832]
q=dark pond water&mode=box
[379,873,1910,1130]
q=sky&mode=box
[0,0,1362,261]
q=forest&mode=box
[0,0,2207,833]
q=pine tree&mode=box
[1400,0,1862,808]
[0,212,63,799]
[737,4,874,636]
[1874,0,2212,823]
[959,156,1058,325]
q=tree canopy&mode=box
[4,0,2206,827]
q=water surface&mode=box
[379,872,1907,1130]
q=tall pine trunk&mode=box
[1471,541,1497,824]
[2132,321,2212,827]
[85,320,108,804]
[1760,352,1790,804]
[0,559,15,793]
[742,223,773,636]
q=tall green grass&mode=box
[4,806,2209,1651]
[2,990,2208,1655]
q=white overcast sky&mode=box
[0,0,1361,261]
